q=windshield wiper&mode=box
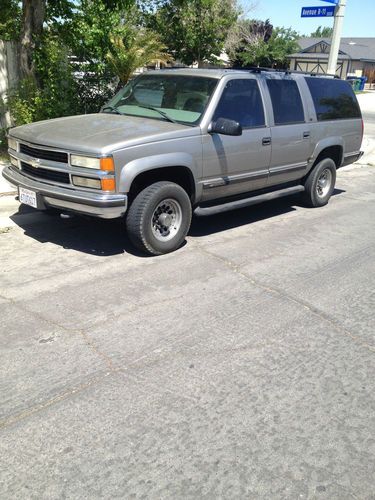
[135,104,178,124]
[102,105,124,115]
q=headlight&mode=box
[8,136,17,151]
[70,155,101,169]
[70,155,115,172]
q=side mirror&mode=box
[208,117,242,136]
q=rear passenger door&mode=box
[201,78,271,201]
[265,77,312,186]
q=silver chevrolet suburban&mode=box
[3,68,363,255]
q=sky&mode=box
[242,0,375,37]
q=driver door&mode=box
[201,78,271,201]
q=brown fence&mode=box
[364,68,375,89]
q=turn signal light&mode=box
[101,178,116,191]
[100,157,115,172]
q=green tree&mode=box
[0,0,21,41]
[106,27,170,84]
[228,21,299,69]
[310,26,333,37]
[150,0,239,66]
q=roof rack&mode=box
[230,66,339,79]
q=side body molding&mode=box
[118,152,199,195]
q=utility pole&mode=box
[327,0,347,75]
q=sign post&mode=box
[327,0,347,75]
[300,0,346,76]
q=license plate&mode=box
[19,187,37,208]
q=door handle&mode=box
[262,137,271,146]
[303,131,310,138]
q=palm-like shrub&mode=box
[106,25,171,84]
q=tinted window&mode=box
[213,79,265,128]
[266,79,305,125]
[305,77,361,121]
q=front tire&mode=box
[126,181,192,255]
[302,158,336,208]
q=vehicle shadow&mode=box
[190,188,345,237]
[10,188,345,256]
[10,208,139,257]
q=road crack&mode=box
[0,292,117,371]
[195,245,375,354]
[0,371,117,430]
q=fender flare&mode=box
[308,137,344,171]
[118,152,198,194]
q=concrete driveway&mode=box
[0,102,374,498]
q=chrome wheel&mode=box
[151,198,182,242]
[316,168,333,198]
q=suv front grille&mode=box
[21,161,70,184]
[20,143,68,164]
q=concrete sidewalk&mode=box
[0,160,16,196]
[356,92,375,166]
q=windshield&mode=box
[102,74,218,125]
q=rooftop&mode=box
[290,37,375,61]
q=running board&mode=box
[195,185,304,216]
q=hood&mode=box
[10,113,199,154]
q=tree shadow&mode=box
[9,188,345,256]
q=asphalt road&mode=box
[1,100,375,498]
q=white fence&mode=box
[0,40,19,129]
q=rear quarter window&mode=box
[305,77,361,121]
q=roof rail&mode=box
[230,65,339,79]
[284,69,339,79]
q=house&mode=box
[288,37,375,82]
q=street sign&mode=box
[301,5,335,17]
[319,0,338,4]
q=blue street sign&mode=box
[319,0,338,4]
[301,5,335,17]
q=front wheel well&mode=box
[128,166,196,205]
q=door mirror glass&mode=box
[209,117,242,136]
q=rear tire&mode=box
[126,181,192,255]
[302,158,336,208]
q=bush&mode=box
[8,36,82,126]
[0,128,8,154]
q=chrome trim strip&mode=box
[202,169,268,189]
[269,162,307,175]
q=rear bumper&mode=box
[2,166,127,219]
[341,150,364,167]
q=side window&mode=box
[213,79,265,128]
[266,79,305,125]
[305,77,361,121]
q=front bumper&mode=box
[2,166,127,219]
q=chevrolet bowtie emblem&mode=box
[31,158,41,168]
